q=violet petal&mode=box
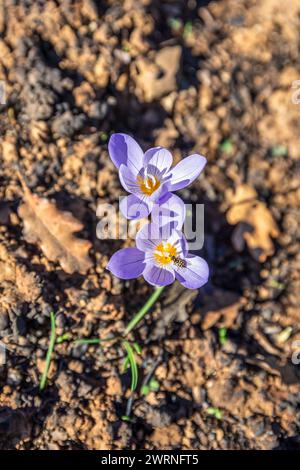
[136,222,161,253]
[144,147,173,174]
[120,194,152,220]
[175,255,209,289]
[107,247,145,279]
[151,193,186,230]
[169,154,207,191]
[119,164,141,194]
[108,133,144,174]
[143,263,175,287]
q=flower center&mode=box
[137,174,160,196]
[154,242,177,266]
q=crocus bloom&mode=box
[107,222,209,289]
[108,133,207,220]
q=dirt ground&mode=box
[0,0,300,450]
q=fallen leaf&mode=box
[17,172,92,274]
[225,184,279,262]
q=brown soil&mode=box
[0,0,300,450]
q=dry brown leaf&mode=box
[17,172,92,274]
[225,184,279,262]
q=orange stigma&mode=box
[137,174,160,196]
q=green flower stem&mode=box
[124,286,165,337]
[74,286,165,346]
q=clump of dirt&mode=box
[0,0,300,450]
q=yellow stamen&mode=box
[154,242,177,266]
[137,174,160,196]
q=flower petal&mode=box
[143,263,175,287]
[136,222,187,257]
[149,181,170,203]
[151,193,186,230]
[167,229,189,257]
[175,255,209,289]
[136,222,161,253]
[108,133,144,174]
[107,247,145,279]
[120,194,152,220]
[144,147,173,174]
[119,164,140,194]
[169,154,207,191]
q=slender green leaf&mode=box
[74,338,102,346]
[133,342,142,355]
[122,340,138,391]
[74,336,117,346]
[122,355,130,372]
[39,311,56,391]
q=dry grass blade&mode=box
[17,170,92,274]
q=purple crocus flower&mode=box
[108,133,207,220]
[107,222,209,289]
